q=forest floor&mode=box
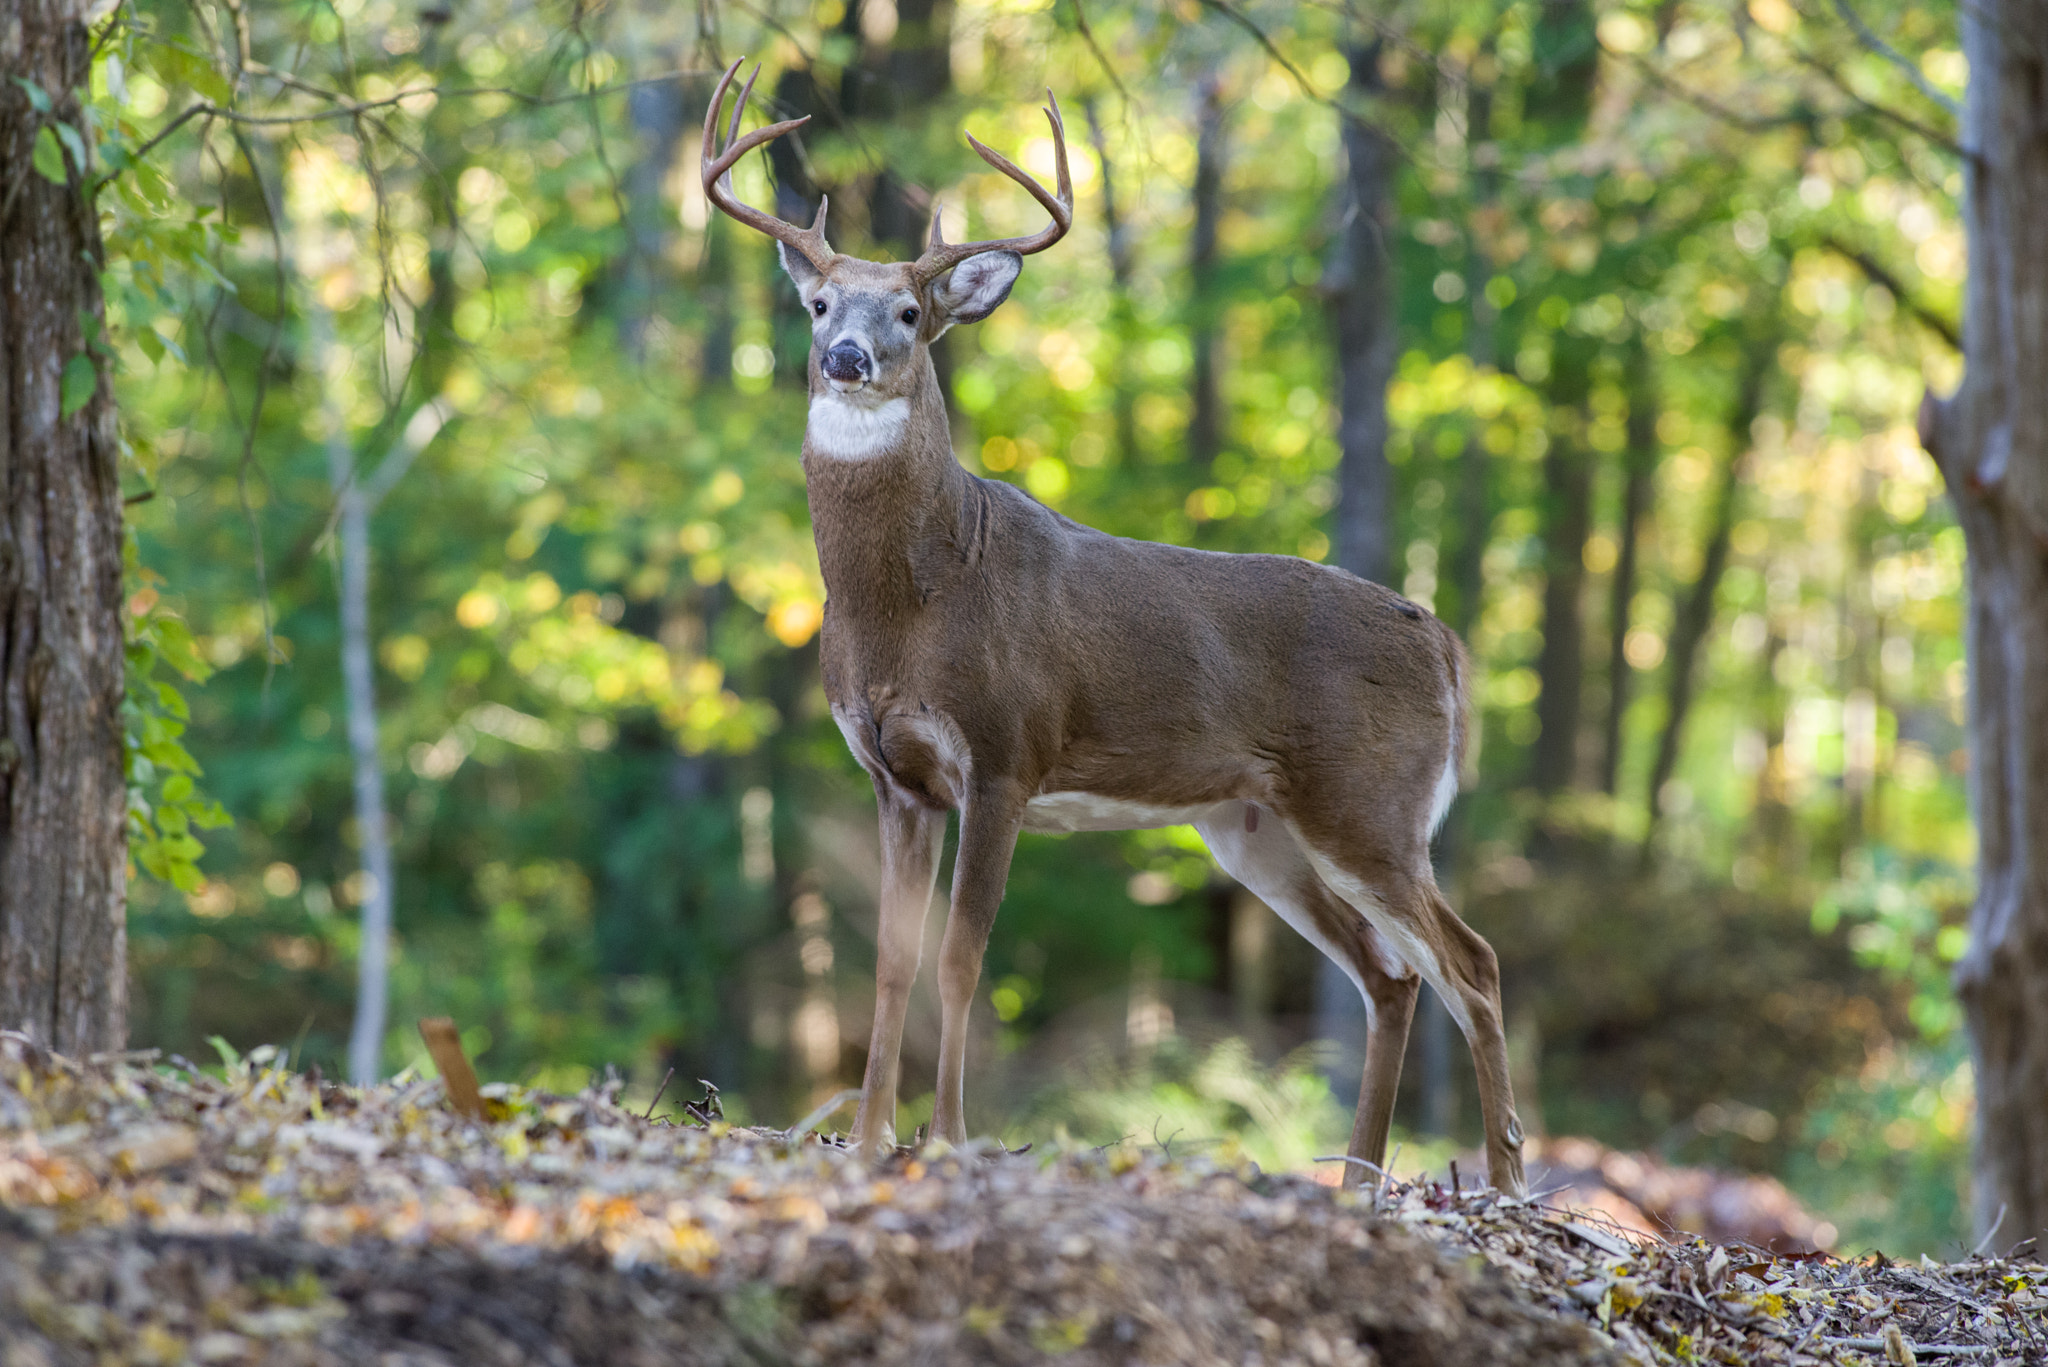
[0,1031,2041,1366]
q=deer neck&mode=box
[802,357,969,620]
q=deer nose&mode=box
[823,342,870,383]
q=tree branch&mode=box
[1818,234,1961,350]
[1827,0,1960,116]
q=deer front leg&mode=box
[932,780,1025,1146]
[851,793,946,1159]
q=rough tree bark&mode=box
[1919,0,2048,1258]
[0,0,128,1053]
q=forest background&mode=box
[83,0,1973,1256]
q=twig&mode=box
[1970,1204,2008,1258]
[1792,49,1968,156]
[785,1089,863,1142]
[1817,234,1960,350]
[1628,54,1813,133]
[1197,0,1323,104]
[1826,0,1960,116]
[643,1067,675,1121]
[1823,1339,1991,1358]
[1067,0,1131,106]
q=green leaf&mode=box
[136,327,164,364]
[161,773,193,803]
[32,127,68,185]
[159,47,232,107]
[207,1035,243,1071]
[60,354,95,418]
[12,76,52,114]
[53,120,87,176]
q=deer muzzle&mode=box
[823,341,871,386]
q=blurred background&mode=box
[106,0,1970,1254]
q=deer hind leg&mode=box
[852,793,946,1159]
[1295,844,1528,1198]
[1195,804,1421,1190]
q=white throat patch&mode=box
[807,393,909,461]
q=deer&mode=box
[701,60,1528,1198]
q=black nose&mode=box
[824,342,869,383]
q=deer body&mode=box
[704,63,1527,1196]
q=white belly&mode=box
[1022,792,1218,834]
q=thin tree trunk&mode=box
[1600,336,1659,796]
[334,446,394,1085]
[1084,99,1139,467]
[1524,0,1600,800]
[1188,73,1227,473]
[1920,0,2048,1258]
[309,296,399,1087]
[0,1,128,1053]
[1530,424,1593,794]
[1642,320,1776,850]
[617,70,689,360]
[1329,42,1397,585]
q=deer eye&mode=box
[900,307,919,326]
[812,299,828,317]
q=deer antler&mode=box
[701,58,835,273]
[913,92,1074,285]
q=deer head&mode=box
[700,59,1072,410]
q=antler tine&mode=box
[913,90,1075,285]
[700,58,835,271]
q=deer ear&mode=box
[778,241,825,293]
[932,251,1023,329]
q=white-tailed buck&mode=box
[702,61,1527,1196]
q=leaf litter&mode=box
[0,1031,2039,1365]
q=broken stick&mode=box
[417,1017,485,1120]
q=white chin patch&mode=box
[808,393,909,461]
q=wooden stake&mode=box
[417,1017,485,1120]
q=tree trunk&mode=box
[1920,0,2048,1259]
[1329,43,1397,587]
[1530,426,1592,795]
[1084,100,1139,467]
[1600,336,1659,796]
[1188,73,1227,473]
[0,1,128,1053]
[1524,0,1599,800]
[1643,318,1776,850]
[617,70,689,361]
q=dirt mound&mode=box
[0,1033,2040,1364]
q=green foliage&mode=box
[124,548,232,893]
